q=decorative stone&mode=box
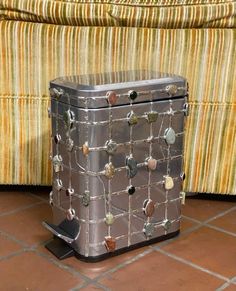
[47,107,51,118]
[146,111,158,123]
[49,191,53,206]
[54,134,61,144]
[104,236,116,252]
[183,103,189,116]
[63,110,75,129]
[66,208,76,221]
[65,138,74,152]
[180,172,186,181]
[82,190,90,206]
[143,199,155,217]
[128,90,138,100]
[165,84,178,96]
[127,185,135,195]
[163,219,172,230]
[146,157,157,171]
[106,91,118,105]
[180,191,186,205]
[126,156,138,178]
[104,162,115,179]
[105,140,118,155]
[82,142,90,156]
[164,175,174,190]
[143,222,155,238]
[66,188,74,197]
[164,127,176,145]
[54,179,63,191]
[50,87,64,99]
[105,212,114,225]
[52,155,63,173]
[127,111,138,126]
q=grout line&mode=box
[0,201,45,218]
[0,249,27,262]
[71,282,111,291]
[205,224,236,238]
[215,282,231,291]
[204,206,236,223]
[33,249,91,283]
[0,230,30,248]
[155,248,230,283]
[91,248,153,282]
[29,192,50,203]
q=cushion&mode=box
[0,0,235,28]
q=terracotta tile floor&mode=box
[0,188,236,291]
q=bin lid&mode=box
[50,70,187,108]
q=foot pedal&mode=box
[45,237,74,260]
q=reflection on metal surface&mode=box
[129,90,138,100]
[54,179,63,191]
[127,185,136,195]
[66,188,74,197]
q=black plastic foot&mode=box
[45,237,74,260]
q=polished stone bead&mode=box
[147,157,157,171]
[164,175,174,190]
[106,91,118,105]
[65,138,74,152]
[82,142,89,156]
[54,134,61,144]
[143,199,155,217]
[63,110,75,129]
[143,222,155,238]
[164,127,176,145]
[82,190,90,207]
[183,103,189,116]
[127,111,138,126]
[146,111,158,123]
[52,155,63,173]
[104,236,116,252]
[129,90,138,100]
[180,172,186,181]
[126,156,138,178]
[163,219,172,230]
[105,140,118,155]
[104,162,115,179]
[54,179,63,191]
[66,208,75,221]
[127,185,135,195]
[105,212,114,225]
[165,84,178,96]
[66,188,74,197]
[180,191,186,205]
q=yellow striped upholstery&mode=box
[0,0,235,28]
[0,20,235,193]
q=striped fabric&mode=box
[0,21,235,193]
[0,0,235,28]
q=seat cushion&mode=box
[0,0,235,28]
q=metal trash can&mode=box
[43,70,188,261]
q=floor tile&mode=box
[0,252,83,290]
[37,243,149,279]
[0,203,52,246]
[180,217,200,232]
[99,251,223,291]
[224,285,236,291]
[182,198,235,221]
[79,284,106,290]
[0,191,40,214]
[209,209,236,234]
[162,226,236,277]
[0,234,23,257]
